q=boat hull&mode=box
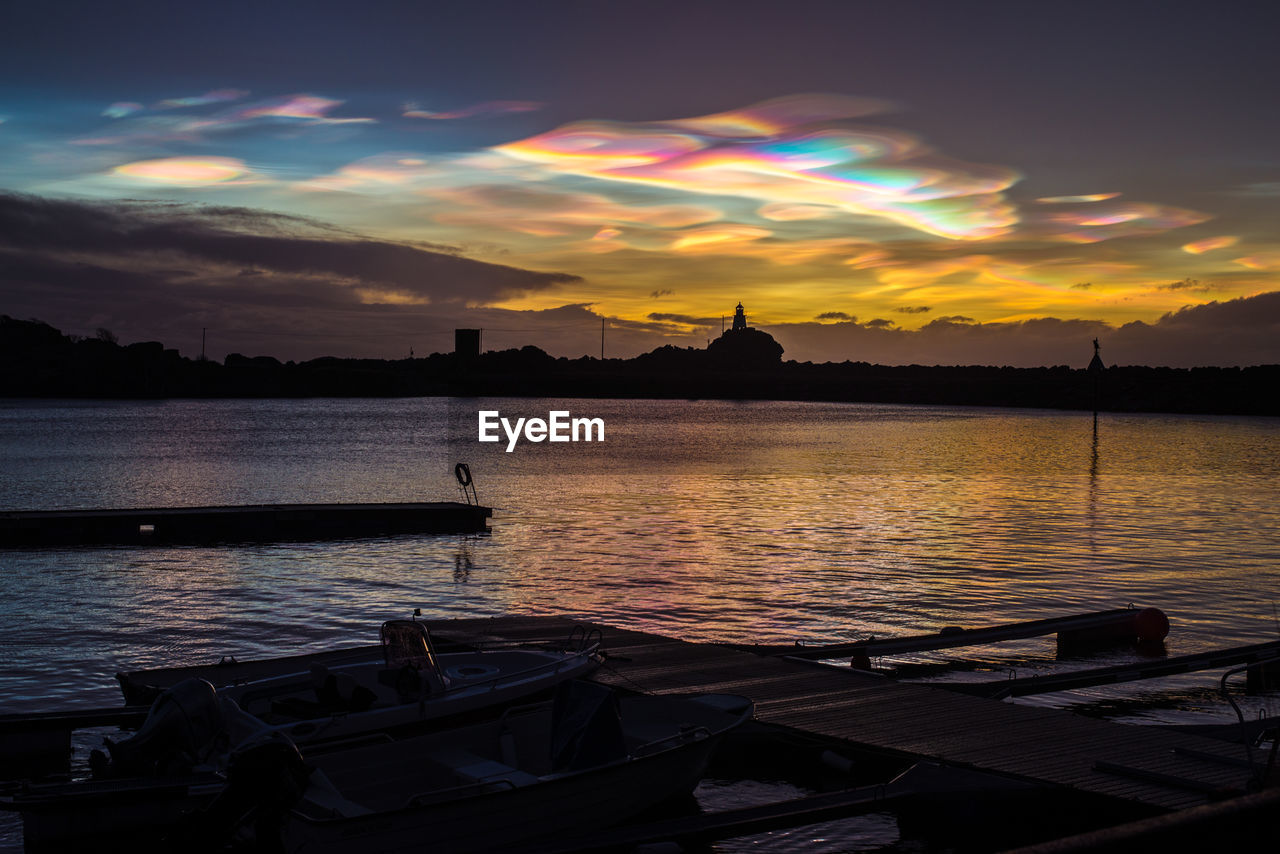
[4,645,602,849]
[280,692,752,854]
[285,735,720,854]
[225,647,604,746]
[4,775,224,853]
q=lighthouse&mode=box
[731,302,747,331]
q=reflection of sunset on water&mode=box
[7,398,1275,706]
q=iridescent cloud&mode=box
[403,100,542,120]
[237,95,373,123]
[76,93,373,145]
[1233,254,1280,270]
[1182,235,1239,254]
[112,156,251,186]
[757,202,838,221]
[496,95,1021,240]
[425,183,721,237]
[295,154,440,191]
[154,89,249,110]
[1033,201,1208,243]
[103,102,144,118]
[670,225,771,251]
[1034,193,1121,204]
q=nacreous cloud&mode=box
[403,100,542,120]
[113,156,253,186]
[427,183,721,238]
[75,93,373,145]
[495,94,1021,240]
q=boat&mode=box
[103,619,604,773]
[1,621,604,849]
[249,682,753,854]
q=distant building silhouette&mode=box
[1088,338,1106,372]
[709,301,783,368]
[455,328,481,361]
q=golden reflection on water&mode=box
[1,398,1278,713]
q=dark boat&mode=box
[272,684,753,854]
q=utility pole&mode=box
[600,318,605,360]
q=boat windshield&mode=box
[380,620,443,676]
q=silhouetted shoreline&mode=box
[3,316,1276,416]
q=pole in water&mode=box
[1088,337,1105,414]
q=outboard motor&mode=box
[163,727,311,854]
[170,732,312,852]
[96,678,230,777]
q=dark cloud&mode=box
[0,192,580,355]
[763,293,1280,368]
[647,312,715,327]
[1159,277,1213,291]
[4,188,1274,367]
[0,192,577,303]
[895,305,931,314]
[1107,292,1280,367]
[650,289,674,298]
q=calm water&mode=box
[1,398,1277,849]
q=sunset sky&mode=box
[2,1,1277,367]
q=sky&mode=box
[1,1,1278,367]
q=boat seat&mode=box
[433,747,539,787]
[266,666,377,719]
[298,769,375,819]
[311,665,377,712]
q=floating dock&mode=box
[744,607,1171,662]
[949,637,1280,699]
[0,501,492,547]
[10,614,1279,851]
[430,616,1273,815]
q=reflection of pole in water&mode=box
[454,535,475,582]
[1090,411,1099,481]
[1087,410,1100,556]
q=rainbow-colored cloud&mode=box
[1182,235,1238,254]
[77,93,372,145]
[154,89,249,110]
[1032,200,1207,243]
[403,100,542,120]
[495,95,1021,241]
[112,156,251,185]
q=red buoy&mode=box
[1133,607,1170,642]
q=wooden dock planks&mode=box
[437,616,1264,813]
